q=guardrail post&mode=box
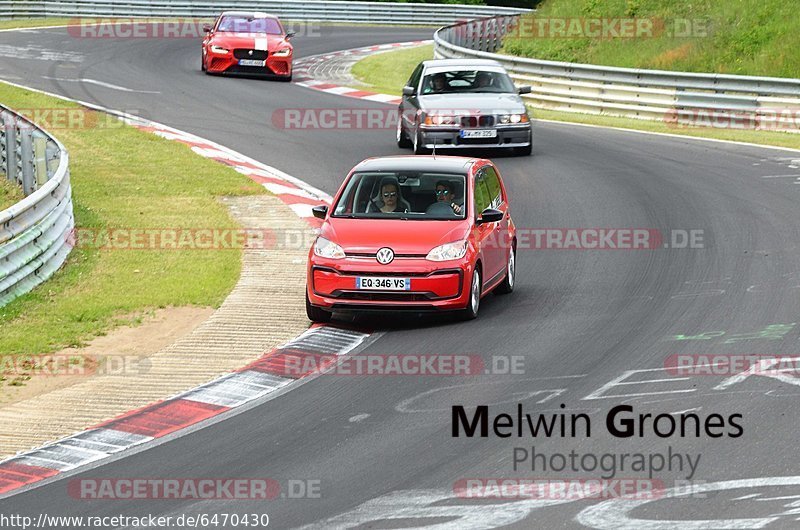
[18,125,35,196]
[32,130,48,189]
[45,138,60,180]
[3,111,18,187]
[0,120,5,181]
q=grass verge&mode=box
[0,179,24,211]
[351,45,434,97]
[0,18,75,30]
[503,0,799,78]
[351,44,800,151]
[0,84,264,355]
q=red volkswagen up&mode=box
[306,156,516,322]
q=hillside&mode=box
[501,0,798,77]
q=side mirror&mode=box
[203,24,212,33]
[312,204,328,220]
[517,85,532,95]
[477,208,503,224]
[402,86,415,97]
[285,30,296,39]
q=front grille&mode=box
[460,115,494,128]
[332,303,440,312]
[336,292,432,302]
[224,65,273,75]
[233,49,268,60]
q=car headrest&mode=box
[449,179,463,200]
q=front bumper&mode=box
[207,53,292,78]
[419,124,531,149]
[307,256,471,312]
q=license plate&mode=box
[460,129,497,138]
[356,277,410,291]
[238,59,265,67]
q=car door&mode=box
[481,164,511,280]
[400,63,424,134]
[472,168,504,285]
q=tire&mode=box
[495,246,515,294]
[460,267,482,320]
[412,124,430,155]
[397,114,412,148]
[201,52,207,72]
[306,292,331,323]
[516,143,532,156]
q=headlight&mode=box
[499,114,529,124]
[426,241,468,262]
[272,48,292,57]
[314,237,345,259]
[424,115,457,126]
[210,45,229,54]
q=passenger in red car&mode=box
[378,180,407,213]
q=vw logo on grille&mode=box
[248,50,253,56]
[376,247,394,265]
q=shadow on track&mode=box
[331,287,514,331]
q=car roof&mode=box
[353,156,481,174]
[218,11,279,19]
[421,59,503,69]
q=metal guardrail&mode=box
[435,16,800,128]
[0,106,73,308]
[0,1,529,25]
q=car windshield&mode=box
[217,16,283,34]
[421,70,517,94]
[332,172,468,220]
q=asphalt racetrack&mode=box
[1,23,800,529]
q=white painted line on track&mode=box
[669,407,701,415]
[288,203,315,218]
[263,182,321,199]
[41,75,160,93]
[182,371,293,408]
[322,86,361,95]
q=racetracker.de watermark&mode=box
[664,354,800,376]
[67,478,321,500]
[1,108,136,130]
[272,108,509,131]
[67,18,320,38]
[665,108,800,132]
[452,478,665,500]
[66,228,281,250]
[0,354,149,377]
[508,229,704,250]
[267,353,525,377]
[495,17,710,39]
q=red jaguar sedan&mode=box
[201,11,294,80]
[306,156,516,322]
